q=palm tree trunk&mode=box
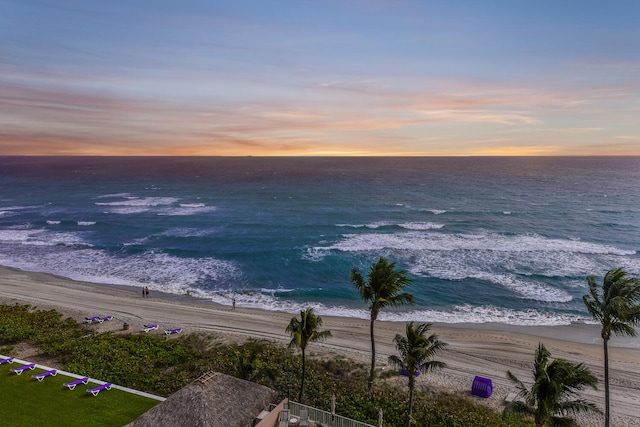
[368,317,376,394]
[604,337,610,427]
[407,375,415,427]
[299,349,306,403]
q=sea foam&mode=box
[195,289,590,326]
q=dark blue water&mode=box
[1,156,638,325]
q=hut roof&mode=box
[127,371,278,427]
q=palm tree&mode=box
[506,343,600,427]
[388,322,447,427]
[583,267,640,427]
[286,307,332,403]
[351,257,414,393]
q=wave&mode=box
[191,289,591,326]
[337,221,444,230]
[0,205,40,217]
[420,209,447,215]
[336,221,393,229]
[95,196,180,214]
[77,221,96,226]
[0,205,42,211]
[398,222,445,230]
[124,228,219,246]
[0,228,87,246]
[159,205,217,216]
[96,193,133,199]
[320,231,635,256]
[0,247,240,294]
[473,273,572,303]
[309,231,638,301]
[376,304,591,326]
[159,227,217,238]
[94,196,215,216]
[46,220,61,225]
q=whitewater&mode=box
[1,156,638,326]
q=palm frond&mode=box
[507,343,600,426]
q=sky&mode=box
[1,0,639,156]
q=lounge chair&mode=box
[278,409,290,427]
[11,363,36,375]
[164,327,182,335]
[0,357,14,365]
[87,383,112,396]
[32,369,57,381]
[142,324,158,332]
[84,316,100,324]
[100,315,113,322]
[64,377,89,390]
[300,409,309,427]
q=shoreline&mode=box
[2,265,640,426]
[0,264,634,348]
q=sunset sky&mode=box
[1,0,639,156]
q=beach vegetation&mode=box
[49,332,201,396]
[286,307,332,403]
[388,322,448,427]
[583,267,640,427]
[506,343,600,427]
[0,303,535,426]
[350,256,414,394]
[228,341,278,382]
[0,303,81,348]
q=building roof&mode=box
[127,371,278,427]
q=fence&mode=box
[288,401,377,427]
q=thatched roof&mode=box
[127,371,278,427]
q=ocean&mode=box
[1,156,638,326]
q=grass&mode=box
[0,364,159,427]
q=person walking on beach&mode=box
[142,287,145,298]
[145,286,149,298]
[232,298,236,311]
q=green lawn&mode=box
[0,363,160,427]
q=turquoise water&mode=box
[1,156,638,325]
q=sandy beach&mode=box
[2,265,639,426]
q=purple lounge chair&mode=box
[32,369,57,381]
[87,383,112,396]
[84,316,100,324]
[11,363,36,375]
[64,377,89,390]
[142,324,158,332]
[0,357,14,365]
[164,327,182,335]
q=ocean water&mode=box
[1,156,639,326]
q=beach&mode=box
[2,265,640,426]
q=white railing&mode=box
[288,401,376,427]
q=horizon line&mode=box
[2,154,640,158]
